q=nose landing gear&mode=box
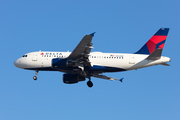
[33,76,37,80]
[33,70,38,80]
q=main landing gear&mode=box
[33,70,38,80]
[87,77,93,88]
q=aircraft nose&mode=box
[14,59,20,68]
[14,58,24,68]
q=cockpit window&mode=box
[22,55,28,57]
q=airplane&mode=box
[14,28,171,87]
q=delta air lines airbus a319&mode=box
[14,28,171,87]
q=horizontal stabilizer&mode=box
[146,48,162,60]
[160,63,170,66]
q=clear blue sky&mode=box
[0,0,180,120]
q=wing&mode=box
[67,32,95,67]
[91,73,123,82]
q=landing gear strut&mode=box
[87,77,93,88]
[33,70,38,80]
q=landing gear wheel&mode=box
[87,81,93,88]
[33,70,38,80]
[33,76,37,80]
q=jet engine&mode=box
[63,74,85,84]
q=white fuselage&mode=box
[14,51,171,72]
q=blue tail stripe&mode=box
[154,28,169,36]
[156,40,166,49]
[135,44,150,54]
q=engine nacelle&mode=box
[63,74,85,84]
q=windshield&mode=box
[22,55,28,57]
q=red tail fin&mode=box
[135,28,169,55]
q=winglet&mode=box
[90,32,96,37]
[160,63,170,66]
[119,78,124,82]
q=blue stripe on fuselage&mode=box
[25,65,126,72]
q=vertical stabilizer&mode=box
[135,28,169,55]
